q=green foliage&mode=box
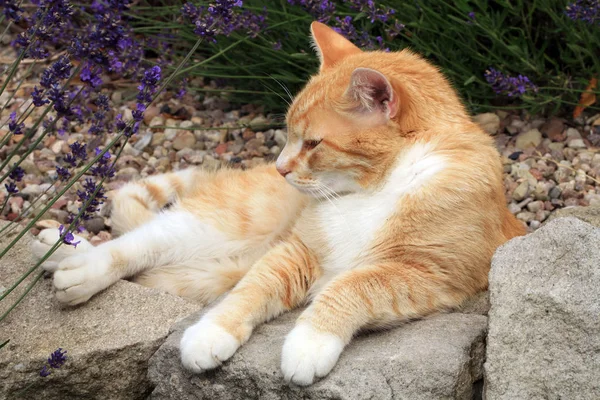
[130,0,600,115]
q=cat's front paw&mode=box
[180,318,240,373]
[281,323,345,386]
[53,250,117,306]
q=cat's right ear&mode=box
[310,21,361,72]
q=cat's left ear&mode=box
[346,67,399,119]
[310,21,361,71]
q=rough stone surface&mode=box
[485,217,600,399]
[0,224,202,400]
[149,310,487,400]
[546,204,600,227]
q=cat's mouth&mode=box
[290,179,340,199]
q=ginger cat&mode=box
[33,22,525,385]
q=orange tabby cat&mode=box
[34,22,525,385]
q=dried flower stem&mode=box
[532,152,600,185]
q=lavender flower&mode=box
[39,365,51,377]
[333,16,383,50]
[485,68,538,97]
[55,166,71,181]
[1,0,23,22]
[182,2,200,20]
[287,0,336,22]
[80,63,103,88]
[8,112,24,135]
[132,103,145,122]
[39,348,68,377]
[9,165,25,182]
[47,85,73,117]
[565,0,600,24]
[59,225,80,248]
[467,11,476,23]
[348,0,396,23]
[31,86,50,107]
[184,0,266,41]
[63,142,88,167]
[74,178,106,221]
[47,348,68,369]
[4,181,18,194]
[389,20,405,39]
[12,1,74,59]
[90,147,115,178]
[88,94,110,134]
[137,65,161,104]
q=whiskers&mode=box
[262,75,294,108]
[301,181,349,230]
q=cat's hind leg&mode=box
[110,168,198,236]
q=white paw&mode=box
[180,318,240,373]
[281,323,345,386]
[53,250,116,305]
[32,228,92,272]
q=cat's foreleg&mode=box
[281,263,466,385]
[49,210,236,305]
[179,234,320,373]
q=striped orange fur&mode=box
[34,21,525,386]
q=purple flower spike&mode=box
[9,165,25,182]
[484,68,538,98]
[56,166,71,181]
[184,0,266,42]
[40,365,51,377]
[8,112,24,135]
[90,147,115,179]
[288,0,336,22]
[565,0,600,25]
[5,181,18,194]
[2,0,23,22]
[58,225,80,248]
[47,348,68,369]
[80,64,103,88]
[31,86,50,107]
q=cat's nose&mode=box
[276,165,291,177]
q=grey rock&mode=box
[0,223,201,400]
[485,218,600,399]
[173,131,196,151]
[274,129,287,148]
[149,310,488,400]
[515,129,542,150]
[515,211,535,223]
[567,138,586,149]
[134,130,153,151]
[546,204,600,227]
[83,216,105,234]
[512,181,530,201]
[565,127,582,139]
[473,113,500,135]
[549,186,562,199]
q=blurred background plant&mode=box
[0,0,599,374]
[129,0,600,114]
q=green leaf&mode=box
[464,75,477,86]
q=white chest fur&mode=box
[309,142,446,294]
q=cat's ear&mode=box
[345,67,399,119]
[310,21,361,71]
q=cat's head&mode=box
[276,22,469,197]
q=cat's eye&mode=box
[303,139,322,150]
